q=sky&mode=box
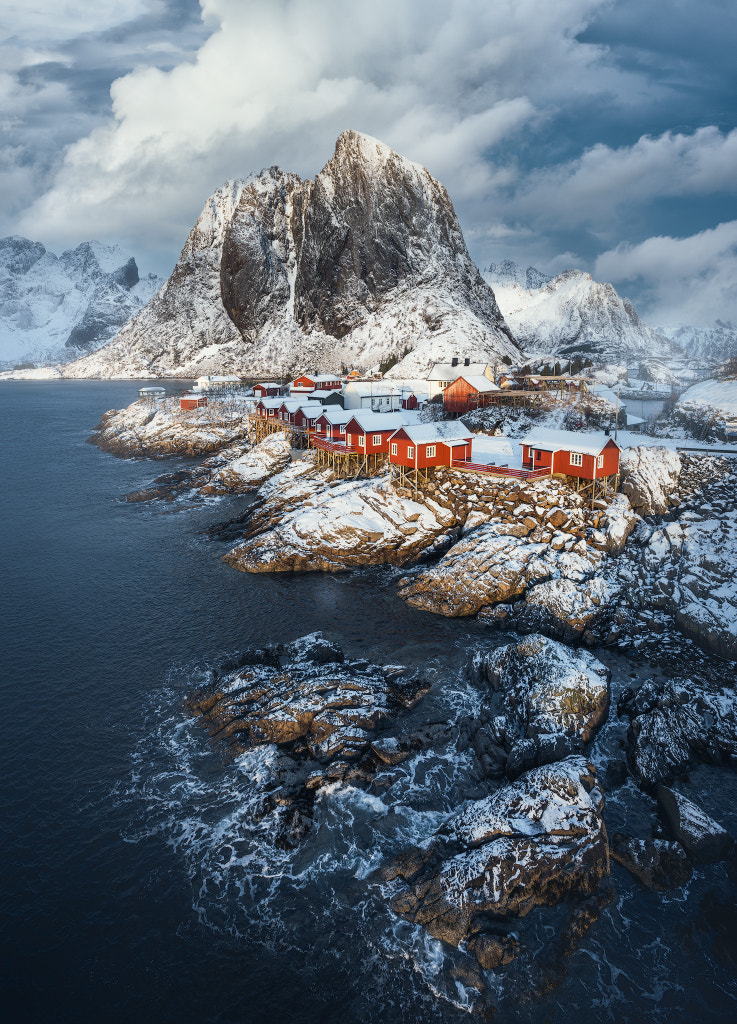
[1,0,736,329]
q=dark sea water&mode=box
[2,381,736,1024]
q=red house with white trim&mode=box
[290,373,343,395]
[388,422,473,469]
[344,412,407,454]
[519,428,620,480]
[253,382,281,398]
[255,398,283,418]
[294,403,323,430]
[314,408,352,441]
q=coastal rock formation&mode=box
[656,787,734,863]
[397,479,636,623]
[200,432,292,494]
[224,467,459,573]
[619,446,681,514]
[618,676,737,787]
[64,131,519,379]
[377,757,609,964]
[187,633,426,846]
[88,396,250,459]
[610,834,692,891]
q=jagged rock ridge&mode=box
[484,260,678,363]
[64,131,520,379]
[0,235,161,367]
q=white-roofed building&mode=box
[519,428,621,480]
[427,362,494,398]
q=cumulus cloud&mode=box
[595,221,737,327]
[14,0,617,269]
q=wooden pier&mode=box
[309,434,386,477]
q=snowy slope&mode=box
[484,261,677,363]
[64,131,520,379]
[663,322,737,364]
[0,236,162,367]
[677,378,737,421]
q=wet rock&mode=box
[379,757,609,952]
[187,634,427,843]
[520,575,622,640]
[656,787,734,863]
[618,676,737,787]
[470,933,520,970]
[610,833,692,890]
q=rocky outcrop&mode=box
[224,467,459,573]
[656,787,734,863]
[618,676,737,787]
[200,432,292,494]
[619,446,681,514]
[64,131,520,379]
[187,633,426,847]
[397,478,636,623]
[376,757,609,965]
[88,396,250,459]
[610,834,692,890]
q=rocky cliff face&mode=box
[664,321,737,363]
[484,260,677,363]
[65,131,520,379]
[0,236,161,368]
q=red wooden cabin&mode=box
[344,412,407,454]
[253,382,281,398]
[442,375,500,413]
[180,395,207,410]
[294,404,323,430]
[389,423,473,468]
[314,409,352,441]
[255,398,282,418]
[519,429,620,480]
[290,373,343,395]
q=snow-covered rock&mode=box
[224,468,458,572]
[610,834,691,891]
[377,756,609,962]
[187,634,426,847]
[64,131,520,380]
[618,676,737,787]
[664,321,737,364]
[656,787,734,863]
[0,235,162,368]
[484,261,677,363]
[88,396,250,458]
[201,432,291,493]
[677,378,737,426]
[619,446,681,514]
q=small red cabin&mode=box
[180,395,207,410]
[389,424,473,468]
[315,410,351,440]
[290,373,343,395]
[442,375,500,413]
[294,404,323,430]
[256,398,282,418]
[519,429,620,480]
[253,382,281,398]
[344,412,407,454]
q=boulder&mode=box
[200,432,291,493]
[610,833,692,890]
[656,787,734,863]
[619,446,681,514]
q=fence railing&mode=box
[310,435,358,454]
[451,460,551,479]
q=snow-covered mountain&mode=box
[0,236,162,368]
[484,261,678,363]
[662,321,737,364]
[64,131,520,379]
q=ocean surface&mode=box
[1,380,736,1023]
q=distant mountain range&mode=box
[0,237,162,368]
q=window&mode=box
[570,452,583,467]
[391,443,397,456]
[407,445,415,458]
[426,445,436,458]
[339,425,346,434]
[597,454,604,468]
[373,435,382,446]
[359,435,365,447]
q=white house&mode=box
[342,381,403,411]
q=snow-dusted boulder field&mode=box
[619,446,681,514]
[677,378,737,428]
[88,397,250,458]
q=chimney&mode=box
[451,357,458,367]
[464,357,470,366]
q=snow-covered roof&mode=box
[258,397,284,409]
[428,363,490,380]
[297,402,323,416]
[452,374,500,392]
[519,428,620,455]
[309,389,337,399]
[139,386,165,393]
[394,421,473,444]
[278,399,305,411]
[343,381,400,396]
[345,411,407,432]
[255,381,280,388]
[292,373,341,385]
[317,407,353,424]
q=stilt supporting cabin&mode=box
[309,435,385,477]
[247,414,310,447]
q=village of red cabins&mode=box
[182,369,621,485]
